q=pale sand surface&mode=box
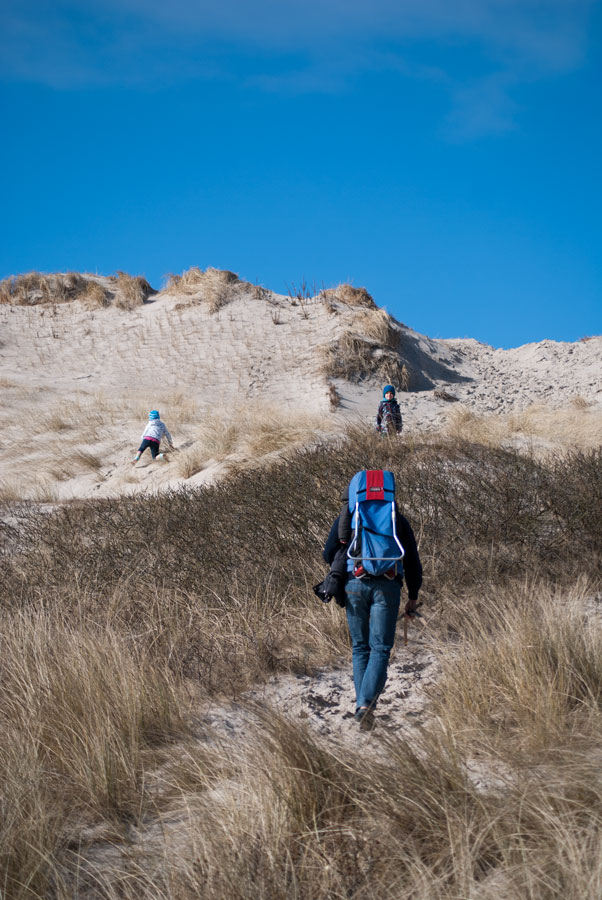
[203,620,438,746]
[1,275,600,500]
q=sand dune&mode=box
[1,268,600,499]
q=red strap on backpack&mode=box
[365,469,385,501]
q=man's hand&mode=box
[404,599,418,617]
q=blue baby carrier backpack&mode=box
[346,469,405,577]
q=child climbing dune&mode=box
[132,410,175,464]
[376,385,403,435]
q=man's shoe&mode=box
[355,708,375,732]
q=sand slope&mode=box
[1,271,600,499]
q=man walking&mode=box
[322,470,422,730]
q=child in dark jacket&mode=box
[376,384,403,435]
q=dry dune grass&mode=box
[113,272,153,310]
[0,271,153,310]
[163,266,206,294]
[0,423,600,896]
[22,397,108,438]
[446,402,602,451]
[163,267,244,313]
[321,330,410,388]
[71,612,602,900]
[0,391,201,500]
[30,674,602,899]
[14,392,198,439]
[0,271,89,306]
[0,430,600,894]
[174,403,327,479]
[0,474,59,502]
[149,391,199,426]
[118,391,200,428]
[436,581,602,756]
[352,306,400,349]
[0,451,103,500]
[0,609,187,898]
[82,279,111,308]
[322,282,377,309]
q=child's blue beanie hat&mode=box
[149,410,160,419]
[383,385,396,398]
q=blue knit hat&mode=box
[383,385,396,398]
[149,410,160,419]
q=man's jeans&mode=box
[345,575,401,710]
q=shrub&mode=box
[320,331,410,387]
[0,272,88,306]
[351,307,400,349]
[163,267,243,313]
[83,279,110,308]
[322,283,376,309]
[114,272,154,310]
[3,434,600,661]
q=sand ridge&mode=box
[1,271,600,499]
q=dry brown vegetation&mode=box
[173,404,326,479]
[0,271,89,305]
[0,391,203,501]
[0,392,325,501]
[0,428,600,896]
[163,267,245,313]
[113,272,154,310]
[0,271,154,310]
[328,381,341,409]
[321,331,410,388]
[83,280,111,308]
[433,388,459,402]
[446,402,602,451]
[351,307,400,349]
[322,283,377,309]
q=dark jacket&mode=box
[323,511,422,602]
[334,499,422,601]
[376,399,402,433]
[313,517,349,606]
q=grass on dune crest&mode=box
[0,428,601,896]
[0,271,154,309]
[320,282,377,309]
[446,401,602,451]
[162,266,247,313]
[0,271,90,305]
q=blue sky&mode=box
[1,0,600,347]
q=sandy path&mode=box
[199,616,438,748]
